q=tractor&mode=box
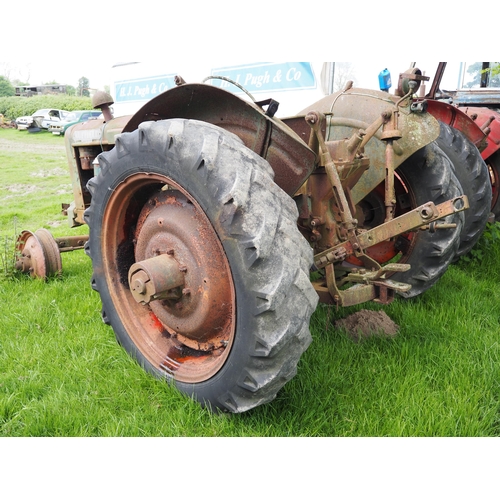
[15,63,493,413]
[418,62,500,221]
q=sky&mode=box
[1,1,493,119]
[0,60,466,96]
[3,0,491,93]
[0,58,480,121]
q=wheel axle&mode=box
[128,254,185,305]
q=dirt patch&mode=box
[4,184,41,195]
[335,309,399,342]
[31,167,68,178]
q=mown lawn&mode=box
[1,127,499,437]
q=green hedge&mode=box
[0,95,93,120]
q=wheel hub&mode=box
[132,186,234,352]
[129,254,185,305]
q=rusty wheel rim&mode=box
[15,228,62,279]
[101,172,235,383]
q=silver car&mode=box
[16,109,69,130]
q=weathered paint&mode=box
[298,87,440,205]
[458,106,500,160]
[425,99,487,149]
[122,83,317,196]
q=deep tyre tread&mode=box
[485,150,500,220]
[436,122,492,258]
[84,118,318,413]
[391,140,465,298]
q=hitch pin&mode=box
[420,222,457,232]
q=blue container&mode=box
[378,68,392,92]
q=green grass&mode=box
[1,127,499,436]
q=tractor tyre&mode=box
[485,150,500,220]
[84,118,318,413]
[436,122,492,258]
[388,141,465,298]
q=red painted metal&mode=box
[425,99,487,150]
[458,106,500,160]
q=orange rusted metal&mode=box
[298,86,440,207]
[15,229,62,279]
[313,196,468,270]
[128,254,185,305]
[100,172,235,383]
[55,235,89,252]
[122,83,316,197]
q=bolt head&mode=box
[132,278,147,295]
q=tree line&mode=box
[0,75,92,98]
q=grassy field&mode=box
[1,127,499,437]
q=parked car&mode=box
[49,110,102,136]
[16,109,69,130]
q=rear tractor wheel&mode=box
[353,140,465,298]
[436,122,492,258]
[84,118,318,413]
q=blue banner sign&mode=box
[209,62,316,94]
[115,74,177,103]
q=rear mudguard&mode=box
[285,88,441,205]
[64,84,317,226]
[123,83,316,196]
[457,106,500,161]
[419,98,500,163]
[424,99,488,151]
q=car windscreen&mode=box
[64,112,79,122]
